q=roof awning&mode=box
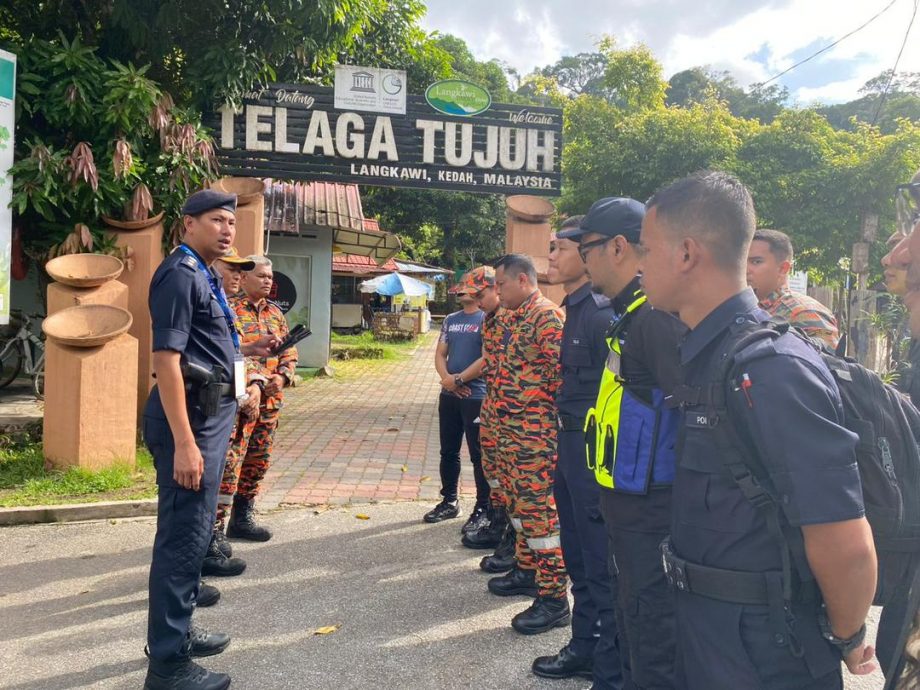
[263,180,401,264]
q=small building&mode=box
[263,180,400,367]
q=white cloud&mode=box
[419,0,920,104]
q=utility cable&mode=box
[870,0,919,124]
[757,0,902,87]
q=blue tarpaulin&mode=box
[358,272,434,298]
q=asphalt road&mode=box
[0,502,886,689]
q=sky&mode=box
[418,0,920,105]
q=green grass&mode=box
[0,439,157,507]
[331,330,428,360]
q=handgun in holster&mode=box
[181,361,226,417]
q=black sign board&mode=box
[205,84,562,196]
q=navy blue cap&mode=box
[557,197,646,243]
[181,189,237,216]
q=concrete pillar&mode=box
[504,195,564,306]
[104,212,165,419]
[211,177,265,258]
[43,332,138,470]
[47,280,128,315]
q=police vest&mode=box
[584,292,679,492]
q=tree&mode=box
[432,34,517,102]
[539,52,608,97]
[818,71,920,135]
[562,95,752,214]
[363,188,506,269]
[666,67,789,123]
[0,0,417,107]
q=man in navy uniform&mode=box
[143,189,275,690]
[639,171,878,689]
[562,198,686,688]
[530,215,622,688]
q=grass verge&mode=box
[0,433,157,507]
[331,330,427,360]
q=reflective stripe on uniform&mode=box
[527,535,562,550]
[488,478,500,488]
[217,495,234,506]
[511,517,524,530]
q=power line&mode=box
[757,0,902,87]
[870,0,919,124]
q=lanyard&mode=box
[178,244,241,351]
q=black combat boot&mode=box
[512,595,571,635]
[487,566,538,597]
[480,521,516,573]
[189,623,231,658]
[462,507,507,549]
[201,534,247,577]
[143,658,230,690]
[196,581,220,608]
[213,524,232,558]
[532,643,594,679]
[226,495,272,541]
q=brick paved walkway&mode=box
[259,332,478,509]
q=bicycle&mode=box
[0,311,46,400]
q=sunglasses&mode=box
[578,236,614,262]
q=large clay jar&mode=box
[504,195,561,305]
[42,305,138,470]
[103,211,165,421]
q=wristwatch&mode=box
[817,605,866,657]
[454,374,464,387]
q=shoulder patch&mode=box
[180,255,199,271]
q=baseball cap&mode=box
[216,247,255,270]
[556,197,646,243]
[455,266,496,295]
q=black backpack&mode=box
[706,320,920,601]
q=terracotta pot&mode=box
[210,177,265,206]
[45,253,124,287]
[42,305,133,348]
[102,210,165,232]
[506,195,555,222]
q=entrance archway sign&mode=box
[207,84,562,197]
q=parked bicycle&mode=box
[0,311,46,400]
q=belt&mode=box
[184,382,234,397]
[661,539,773,606]
[557,414,585,432]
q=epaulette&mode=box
[179,255,198,271]
[590,292,612,309]
[267,299,284,310]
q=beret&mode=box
[181,189,237,216]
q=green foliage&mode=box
[432,34,517,102]
[667,67,789,123]
[363,188,506,270]
[0,440,156,506]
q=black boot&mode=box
[196,581,220,608]
[512,595,571,635]
[226,495,272,542]
[201,534,247,577]
[462,507,507,549]
[189,624,231,658]
[423,499,461,523]
[144,658,231,690]
[480,521,516,573]
[487,566,538,597]
[213,525,232,558]
[532,643,594,679]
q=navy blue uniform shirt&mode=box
[672,288,864,574]
[556,281,615,419]
[145,246,237,416]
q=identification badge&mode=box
[233,355,246,399]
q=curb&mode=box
[0,499,158,527]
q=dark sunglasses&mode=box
[578,236,614,262]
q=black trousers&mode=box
[600,489,676,689]
[143,393,236,662]
[437,394,488,504]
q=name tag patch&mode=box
[685,410,717,429]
